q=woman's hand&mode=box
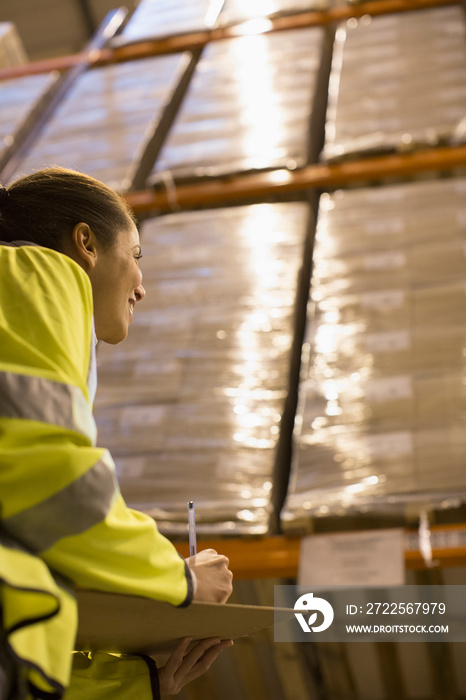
[186,549,233,603]
[158,637,233,696]
[156,550,233,694]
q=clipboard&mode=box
[76,589,295,661]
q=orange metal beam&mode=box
[0,0,459,82]
[173,526,466,579]
[0,53,87,81]
[124,145,466,215]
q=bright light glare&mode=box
[237,509,256,521]
[231,18,274,36]
[229,36,286,161]
[228,0,276,21]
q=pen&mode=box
[187,500,197,556]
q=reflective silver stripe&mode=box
[87,317,98,406]
[2,452,119,553]
[0,371,97,445]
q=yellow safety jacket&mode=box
[0,243,193,699]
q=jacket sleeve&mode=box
[0,244,192,608]
[65,652,160,700]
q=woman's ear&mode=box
[71,222,98,269]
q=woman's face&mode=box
[89,225,146,344]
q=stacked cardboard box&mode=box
[282,178,466,529]
[117,0,222,44]
[14,53,190,192]
[94,201,311,535]
[150,26,328,180]
[322,6,466,161]
[0,23,28,67]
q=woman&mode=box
[0,167,233,699]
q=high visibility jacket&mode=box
[0,243,193,699]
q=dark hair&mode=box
[0,167,136,251]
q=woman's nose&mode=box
[135,283,146,302]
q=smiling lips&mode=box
[128,299,135,316]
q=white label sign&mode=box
[365,376,413,403]
[362,430,413,459]
[361,289,405,309]
[364,252,406,270]
[365,218,404,236]
[365,188,405,203]
[298,529,404,586]
[364,330,410,353]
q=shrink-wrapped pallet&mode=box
[0,72,59,168]
[117,0,222,44]
[282,178,466,530]
[218,0,329,26]
[322,6,466,161]
[150,26,329,181]
[94,201,311,535]
[13,53,191,192]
